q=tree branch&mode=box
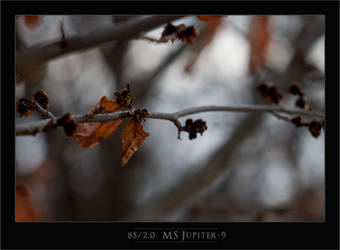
[16,16,184,76]
[16,104,324,136]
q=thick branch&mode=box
[16,16,184,75]
[16,104,324,136]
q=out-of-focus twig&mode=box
[16,16,185,78]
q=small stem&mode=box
[34,103,56,120]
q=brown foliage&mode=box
[121,119,150,167]
[70,96,122,148]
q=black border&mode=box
[2,1,339,249]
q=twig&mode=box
[16,16,184,76]
[34,103,56,120]
[16,104,324,136]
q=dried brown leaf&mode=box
[70,96,122,148]
[121,119,150,167]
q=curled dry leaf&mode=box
[70,96,122,148]
[121,119,150,167]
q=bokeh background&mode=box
[15,15,325,221]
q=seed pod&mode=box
[16,97,35,117]
[33,90,49,109]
